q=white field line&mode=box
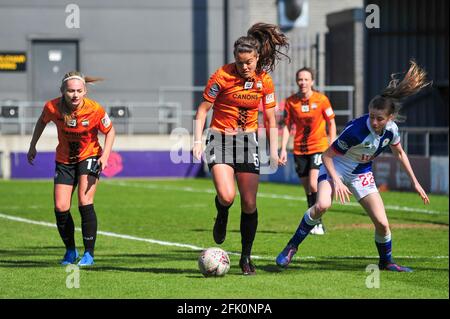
[0,212,448,261]
[104,181,449,216]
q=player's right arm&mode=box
[193,100,213,161]
[28,113,48,165]
[279,101,291,164]
[322,146,352,204]
[279,125,290,164]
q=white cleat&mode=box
[310,223,325,235]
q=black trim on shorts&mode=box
[205,131,260,175]
[54,156,100,186]
[293,153,323,178]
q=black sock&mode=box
[215,195,232,217]
[79,204,97,256]
[55,210,75,249]
[307,192,317,208]
[240,210,258,257]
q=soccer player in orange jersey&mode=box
[193,23,289,275]
[27,71,116,266]
[280,67,336,235]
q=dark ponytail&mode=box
[234,22,290,73]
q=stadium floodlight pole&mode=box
[223,0,229,64]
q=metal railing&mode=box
[157,84,355,133]
[0,100,182,135]
[3,95,447,157]
[399,126,449,157]
[277,85,355,123]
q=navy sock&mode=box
[288,208,319,247]
[79,204,97,257]
[240,210,258,257]
[375,233,393,266]
[55,210,75,250]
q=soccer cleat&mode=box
[276,244,298,268]
[379,262,413,272]
[213,212,228,245]
[310,223,325,235]
[77,252,94,267]
[239,255,256,276]
[61,249,79,265]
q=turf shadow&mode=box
[82,266,199,275]
[335,209,449,226]
[257,258,449,273]
[100,252,201,263]
[0,247,61,257]
[0,259,56,268]
[191,228,292,235]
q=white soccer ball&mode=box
[198,247,230,277]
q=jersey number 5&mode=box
[253,153,260,167]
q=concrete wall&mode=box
[325,8,365,119]
[0,0,244,131]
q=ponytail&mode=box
[369,60,431,121]
[234,22,290,73]
[381,60,430,100]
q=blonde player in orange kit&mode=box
[280,67,336,235]
[27,71,115,266]
[193,23,289,275]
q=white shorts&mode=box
[318,160,378,201]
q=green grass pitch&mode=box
[0,178,448,298]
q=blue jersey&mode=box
[331,114,400,175]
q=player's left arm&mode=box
[97,108,115,170]
[322,96,337,143]
[389,142,430,204]
[98,126,115,170]
[327,118,337,143]
[262,75,280,167]
[264,106,280,167]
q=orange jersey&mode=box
[203,63,276,133]
[283,91,335,155]
[41,97,113,164]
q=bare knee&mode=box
[78,191,95,207]
[315,199,332,214]
[55,202,71,212]
[217,193,235,207]
[240,198,257,214]
[374,221,390,236]
[78,198,94,207]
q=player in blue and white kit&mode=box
[276,60,430,272]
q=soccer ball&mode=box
[198,247,230,277]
